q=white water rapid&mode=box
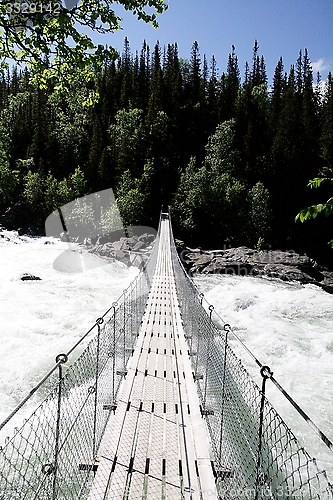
[0,230,138,439]
[195,274,333,479]
[0,231,332,481]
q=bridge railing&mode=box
[169,220,333,500]
[0,226,160,500]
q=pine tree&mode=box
[249,41,267,87]
[146,42,163,125]
[27,89,49,170]
[120,37,133,108]
[244,61,250,86]
[220,45,240,121]
[132,51,140,108]
[250,39,261,86]
[207,55,219,129]
[189,41,202,105]
[296,50,303,93]
[163,43,182,117]
[320,72,333,166]
[87,114,104,190]
[138,41,150,110]
[270,57,286,126]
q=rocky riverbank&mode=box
[78,231,156,270]
[177,243,333,294]
[0,225,156,272]
[2,223,333,293]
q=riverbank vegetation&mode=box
[0,40,332,264]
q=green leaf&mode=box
[297,169,333,249]
[308,177,324,189]
[0,0,168,103]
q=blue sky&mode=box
[95,0,333,84]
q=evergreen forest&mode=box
[0,39,332,265]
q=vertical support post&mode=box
[112,303,117,403]
[194,328,200,377]
[123,289,126,365]
[53,353,68,500]
[255,365,273,499]
[139,272,143,314]
[129,282,133,345]
[218,324,230,464]
[135,277,138,323]
[139,273,142,317]
[202,304,214,407]
[92,319,103,462]
[203,332,210,409]
[122,327,126,373]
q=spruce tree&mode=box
[189,41,202,105]
[138,41,151,111]
[220,45,240,121]
[250,40,261,86]
[146,42,163,125]
[320,72,333,166]
[207,55,219,130]
[120,37,133,108]
[270,57,286,129]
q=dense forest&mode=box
[0,39,332,265]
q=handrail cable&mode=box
[1,211,332,500]
[0,232,159,433]
[174,238,333,455]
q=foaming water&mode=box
[0,231,138,432]
[195,274,333,478]
[1,232,333,480]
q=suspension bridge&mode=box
[0,213,333,499]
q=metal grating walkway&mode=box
[88,217,218,499]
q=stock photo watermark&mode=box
[5,0,79,30]
[5,0,79,15]
[156,483,325,499]
[178,246,301,277]
[45,188,157,274]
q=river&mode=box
[195,273,333,478]
[0,231,332,480]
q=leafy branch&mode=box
[295,169,333,247]
[0,0,168,102]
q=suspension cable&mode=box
[185,264,333,454]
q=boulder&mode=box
[183,244,333,294]
[112,241,126,251]
[115,249,126,261]
[263,264,317,284]
[96,245,115,258]
[138,233,155,243]
[189,254,213,273]
[322,278,333,294]
[120,236,137,245]
[17,225,45,237]
[132,241,146,252]
[20,273,41,281]
[96,235,112,245]
[130,252,145,269]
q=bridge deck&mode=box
[88,218,218,499]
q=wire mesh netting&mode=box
[0,229,160,500]
[1,214,333,499]
[169,223,333,500]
